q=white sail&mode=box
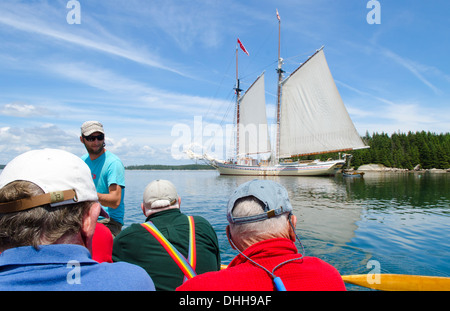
[278,48,366,158]
[237,72,271,157]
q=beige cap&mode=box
[143,179,178,209]
[81,121,104,136]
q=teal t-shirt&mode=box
[81,150,125,224]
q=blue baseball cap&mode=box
[227,179,293,224]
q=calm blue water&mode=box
[122,170,450,290]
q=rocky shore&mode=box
[356,164,449,173]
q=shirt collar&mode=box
[0,244,95,267]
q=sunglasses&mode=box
[83,134,105,142]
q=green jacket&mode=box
[112,209,221,291]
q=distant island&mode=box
[0,163,213,171]
[125,164,215,170]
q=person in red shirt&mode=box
[92,223,113,263]
[176,179,346,291]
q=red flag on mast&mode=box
[237,38,249,56]
[276,9,281,21]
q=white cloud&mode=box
[0,102,42,117]
[385,102,434,124]
[356,101,449,135]
[0,124,80,163]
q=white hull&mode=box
[212,160,345,176]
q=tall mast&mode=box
[275,9,284,163]
[234,45,242,161]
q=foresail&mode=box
[238,72,271,156]
[278,48,366,158]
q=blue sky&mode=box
[0,0,449,165]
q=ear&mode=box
[288,214,297,242]
[80,136,84,144]
[141,203,147,216]
[81,202,101,252]
[226,225,236,250]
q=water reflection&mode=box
[347,172,449,212]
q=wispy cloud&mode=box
[337,80,448,134]
[0,1,190,78]
[134,1,224,51]
[42,61,230,121]
[381,48,441,95]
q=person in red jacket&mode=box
[176,179,346,291]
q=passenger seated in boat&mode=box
[91,222,113,263]
[0,149,155,291]
[176,179,346,291]
[112,179,221,291]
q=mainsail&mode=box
[237,72,271,157]
[278,48,367,159]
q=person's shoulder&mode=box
[191,215,217,234]
[80,153,89,161]
[97,261,155,290]
[105,150,122,162]
[302,256,343,276]
[104,151,124,168]
[192,215,214,226]
[114,223,146,240]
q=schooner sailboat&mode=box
[193,12,368,176]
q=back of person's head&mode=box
[142,179,180,217]
[226,180,294,250]
[230,196,290,244]
[0,148,105,251]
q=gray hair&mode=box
[0,181,93,250]
[142,201,179,217]
[229,196,290,244]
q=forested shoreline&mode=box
[301,131,450,170]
